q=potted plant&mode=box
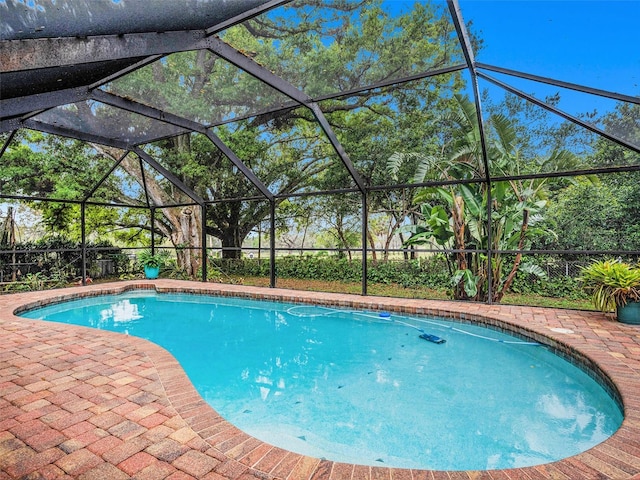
[578,259,640,324]
[138,249,168,279]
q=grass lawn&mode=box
[224,275,594,311]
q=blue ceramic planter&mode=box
[617,301,640,325]
[144,265,160,279]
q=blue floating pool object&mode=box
[419,333,446,344]
[379,311,391,318]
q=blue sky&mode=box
[458,0,639,97]
[453,0,640,129]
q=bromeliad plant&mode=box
[578,259,640,314]
[138,249,171,279]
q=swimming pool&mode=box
[21,290,623,471]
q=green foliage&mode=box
[388,95,579,302]
[4,272,50,293]
[538,104,640,255]
[164,250,633,307]
[212,254,588,302]
[0,238,127,281]
[402,204,453,247]
[540,178,636,252]
[137,249,169,269]
[0,238,129,291]
[451,269,479,298]
[509,264,587,300]
[367,256,450,288]
[578,259,640,313]
[212,257,270,278]
[212,254,451,289]
[279,255,361,281]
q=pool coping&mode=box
[1,279,640,479]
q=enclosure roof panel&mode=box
[1,0,269,40]
[29,100,191,147]
[0,0,279,118]
[100,50,293,127]
[0,58,146,101]
[221,0,465,99]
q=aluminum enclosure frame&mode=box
[0,0,638,297]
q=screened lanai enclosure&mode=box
[1,0,639,305]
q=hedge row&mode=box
[212,254,589,299]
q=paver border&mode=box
[2,279,640,479]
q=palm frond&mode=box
[490,113,517,153]
[386,152,407,181]
[386,151,428,182]
[412,155,442,183]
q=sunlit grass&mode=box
[224,276,594,311]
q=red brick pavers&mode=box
[1,280,639,479]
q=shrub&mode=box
[211,254,451,289]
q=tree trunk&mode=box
[92,145,206,277]
[221,228,243,259]
[300,223,308,256]
[367,228,377,266]
[383,214,403,262]
[452,194,467,271]
[383,233,393,262]
[336,229,353,261]
[1,207,18,281]
[169,207,202,277]
[451,194,469,300]
[494,209,530,303]
[399,232,409,260]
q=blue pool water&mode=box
[21,291,623,471]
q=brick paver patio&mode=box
[1,280,639,479]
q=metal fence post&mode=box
[81,202,87,286]
[201,203,207,282]
[362,191,368,296]
[270,200,276,288]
